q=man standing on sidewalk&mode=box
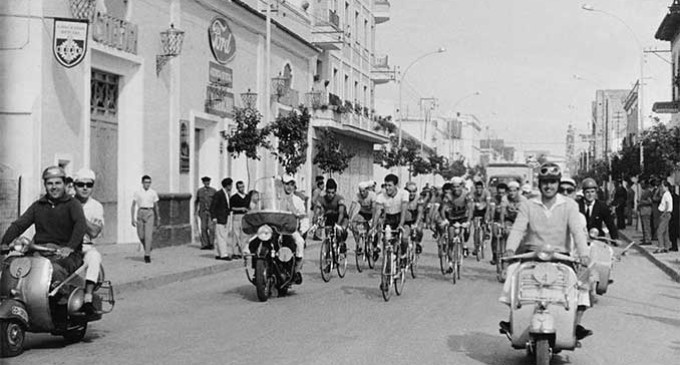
[638,180,653,245]
[195,176,216,250]
[613,179,627,230]
[131,175,160,263]
[211,177,232,260]
[229,180,249,258]
[651,178,662,240]
[655,180,674,254]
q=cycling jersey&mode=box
[503,195,526,224]
[471,189,491,219]
[492,194,506,222]
[316,194,346,226]
[376,189,409,215]
[404,198,423,225]
[441,192,470,223]
[352,191,376,222]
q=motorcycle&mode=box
[0,238,115,357]
[500,246,589,365]
[243,177,303,302]
[587,229,620,296]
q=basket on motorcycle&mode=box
[242,211,298,235]
[94,280,115,314]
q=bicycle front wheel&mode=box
[337,243,348,278]
[394,245,406,296]
[366,236,375,270]
[439,240,448,275]
[410,244,419,279]
[455,240,462,281]
[320,238,333,282]
[380,248,393,301]
[355,236,365,273]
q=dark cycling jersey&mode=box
[504,196,526,223]
[442,193,469,223]
[404,198,422,225]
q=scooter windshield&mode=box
[242,177,298,235]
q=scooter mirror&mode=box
[588,228,599,239]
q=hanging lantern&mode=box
[156,24,186,75]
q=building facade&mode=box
[0,0,391,244]
[591,89,630,161]
[654,0,680,126]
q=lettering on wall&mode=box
[208,17,236,64]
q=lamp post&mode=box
[581,3,645,173]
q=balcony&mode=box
[371,54,395,85]
[373,0,391,24]
[312,9,343,50]
[305,91,389,144]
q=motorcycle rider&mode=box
[73,168,105,317]
[313,178,348,255]
[0,166,87,292]
[281,175,309,284]
[499,162,592,340]
[579,178,618,240]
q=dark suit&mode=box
[579,199,619,240]
[209,189,231,224]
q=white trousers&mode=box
[82,244,102,283]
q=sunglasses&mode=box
[407,189,417,193]
[559,187,575,194]
[75,182,94,188]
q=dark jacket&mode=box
[579,199,618,240]
[210,189,231,224]
[1,194,87,250]
[614,186,627,208]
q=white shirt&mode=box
[82,198,105,244]
[133,188,159,208]
[376,189,409,215]
[659,191,673,213]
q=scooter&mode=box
[500,247,589,365]
[0,238,115,357]
[587,229,620,296]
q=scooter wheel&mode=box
[0,320,25,358]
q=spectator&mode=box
[131,175,160,263]
[638,180,653,245]
[630,176,641,231]
[194,176,216,250]
[210,177,233,260]
[670,182,679,252]
[229,180,249,259]
[625,179,635,226]
[651,178,662,240]
[613,179,627,230]
[654,180,673,254]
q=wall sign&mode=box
[209,62,233,87]
[180,121,190,173]
[53,18,89,68]
[205,87,234,118]
[208,17,236,64]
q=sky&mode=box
[373,0,674,157]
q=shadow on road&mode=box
[340,285,383,300]
[625,312,680,329]
[222,284,263,302]
[447,332,575,365]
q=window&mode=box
[344,74,349,100]
[364,19,368,46]
[333,68,338,94]
[355,11,359,42]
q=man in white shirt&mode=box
[371,174,410,261]
[73,168,104,317]
[655,180,674,254]
[131,175,160,263]
[281,175,309,284]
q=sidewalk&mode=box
[98,241,245,296]
[617,226,680,283]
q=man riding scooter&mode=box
[0,166,87,291]
[499,162,593,341]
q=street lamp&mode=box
[581,3,645,173]
[397,47,447,148]
[453,91,481,113]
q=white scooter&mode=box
[500,246,589,365]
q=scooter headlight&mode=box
[12,237,30,253]
[257,225,273,241]
[536,250,553,261]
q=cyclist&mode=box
[492,181,526,266]
[404,182,425,254]
[371,174,409,263]
[348,181,377,258]
[470,180,492,257]
[499,162,592,340]
[489,182,508,266]
[313,178,348,254]
[438,177,471,272]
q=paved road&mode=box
[12,237,680,365]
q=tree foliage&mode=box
[224,107,270,160]
[266,107,310,175]
[313,130,356,176]
[606,123,680,180]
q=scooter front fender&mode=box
[530,311,555,334]
[0,299,29,328]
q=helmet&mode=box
[450,176,464,186]
[507,181,520,190]
[358,181,372,190]
[74,168,96,182]
[521,183,533,194]
[281,174,296,185]
[42,166,66,181]
[496,182,508,190]
[581,177,598,190]
[560,177,576,187]
[537,162,562,181]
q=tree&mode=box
[468,164,486,182]
[267,107,310,175]
[223,107,271,160]
[313,130,356,176]
[436,157,466,180]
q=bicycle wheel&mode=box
[439,235,448,275]
[474,228,481,262]
[410,243,419,279]
[320,238,333,282]
[355,235,365,273]
[337,242,348,278]
[380,247,393,302]
[394,244,406,296]
[455,240,462,281]
[366,235,375,270]
[450,241,457,284]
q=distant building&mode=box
[654,0,680,126]
[623,81,640,147]
[452,113,482,167]
[591,89,630,160]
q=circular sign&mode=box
[208,17,236,64]
[9,258,32,279]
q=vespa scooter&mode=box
[499,247,589,365]
[0,238,115,357]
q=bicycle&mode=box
[352,220,375,272]
[407,227,422,279]
[319,218,348,282]
[379,226,405,301]
[472,217,486,261]
[443,221,468,284]
[491,221,508,282]
[437,224,449,275]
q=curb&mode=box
[113,241,321,295]
[618,231,680,283]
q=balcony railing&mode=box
[305,91,382,134]
[328,10,340,29]
[374,54,389,68]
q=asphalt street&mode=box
[12,236,680,365]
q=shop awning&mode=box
[652,100,680,113]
